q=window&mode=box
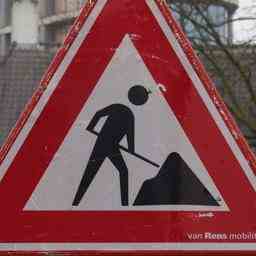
[0,0,11,28]
[167,1,230,44]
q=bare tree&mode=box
[168,0,256,149]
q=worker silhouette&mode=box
[72,85,150,206]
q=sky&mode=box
[234,0,256,42]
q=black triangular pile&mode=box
[134,152,219,206]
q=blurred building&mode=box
[0,0,238,55]
[0,0,85,55]
[168,0,239,44]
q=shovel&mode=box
[89,130,160,168]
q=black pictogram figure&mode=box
[72,85,150,206]
[134,152,219,206]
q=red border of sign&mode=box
[0,251,255,256]
[0,0,255,255]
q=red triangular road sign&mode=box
[0,0,256,253]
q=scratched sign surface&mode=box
[0,0,255,255]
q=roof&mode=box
[0,48,53,145]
